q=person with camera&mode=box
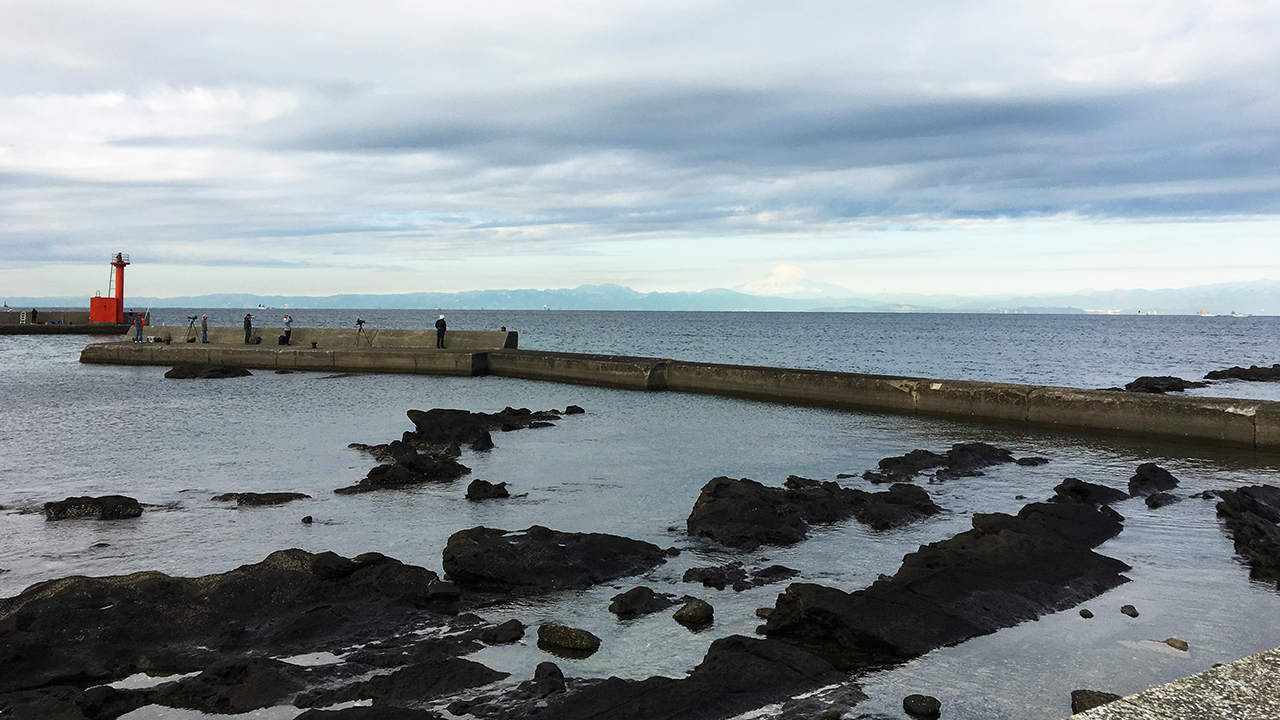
[201,314,208,343]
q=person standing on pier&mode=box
[133,313,144,342]
[283,315,293,345]
[435,315,447,348]
[244,314,252,344]
[200,314,208,343]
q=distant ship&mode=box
[1197,310,1219,317]
[1230,311,1252,318]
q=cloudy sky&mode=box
[3,0,1279,299]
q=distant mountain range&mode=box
[7,268,1279,315]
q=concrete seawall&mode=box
[80,341,1280,450]
[133,325,517,349]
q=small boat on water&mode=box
[1229,311,1252,318]
[1198,310,1219,317]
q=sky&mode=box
[3,0,1279,300]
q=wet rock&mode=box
[1129,463,1179,497]
[296,657,506,709]
[1204,363,1280,381]
[44,495,142,521]
[301,516,313,524]
[505,636,847,720]
[537,625,601,655]
[479,619,526,644]
[1215,484,1280,584]
[683,562,799,592]
[1016,456,1050,466]
[687,477,940,550]
[784,475,820,489]
[466,479,510,500]
[1071,689,1122,713]
[528,661,566,697]
[673,599,714,628]
[407,407,561,449]
[148,657,306,714]
[164,364,252,379]
[1050,478,1130,506]
[0,549,450,694]
[334,448,470,494]
[564,405,585,414]
[211,492,310,506]
[903,693,941,718]
[863,442,1016,483]
[442,525,668,591]
[1121,604,1139,617]
[0,686,90,720]
[1124,376,1208,393]
[1165,637,1189,651]
[609,587,677,619]
[1145,491,1182,509]
[764,502,1130,670]
[1079,608,1093,618]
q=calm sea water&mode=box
[3,311,1280,720]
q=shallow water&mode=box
[4,312,1280,720]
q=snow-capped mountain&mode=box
[735,265,858,299]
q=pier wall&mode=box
[78,341,1280,450]
[134,325,517,350]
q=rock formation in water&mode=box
[683,562,800,592]
[163,364,252,379]
[861,442,1033,483]
[1216,484,1280,584]
[1204,363,1280,381]
[1123,376,1208,393]
[211,492,310,506]
[1049,478,1130,506]
[44,495,142,521]
[687,476,941,549]
[1128,463,1179,497]
[763,501,1130,670]
[442,525,669,591]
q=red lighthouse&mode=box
[89,253,129,324]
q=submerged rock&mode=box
[465,479,510,500]
[763,502,1130,670]
[211,492,310,506]
[1050,478,1129,506]
[1145,491,1182,509]
[683,562,799,592]
[442,525,668,591]
[686,477,940,549]
[1204,363,1280,381]
[609,587,677,619]
[44,495,142,521]
[164,364,252,379]
[1124,376,1208,393]
[863,442,1017,483]
[1129,463,1179,497]
[1216,484,1280,584]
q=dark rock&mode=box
[0,686,90,720]
[301,516,313,524]
[537,625,601,655]
[563,405,585,414]
[516,635,847,720]
[163,364,252,379]
[78,684,148,719]
[1016,456,1050,466]
[334,448,470,494]
[684,563,749,591]
[274,369,293,374]
[764,502,1130,670]
[1129,463,1179,497]
[784,475,819,489]
[1121,604,1139,617]
[1124,376,1208,393]
[863,442,1016,483]
[1165,637,1189,651]
[1071,689,1122,713]
[465,479,510,500]
[211,492,310,506]
[442,525,668,591]
[1145,491,1182,509]
[44,495,142,521]
[903,693,941,718]
[609,587,677,619]
[752,564,801,586]
[673,599,714,628]
[148,657,306,714]
[687,477,940,549]
[1216,484,1280,584]
[0,549,447,694]
[530,661,566,697]
[1080,608,1093,618]
[406,407,561,449]
[296,657,506,709]
[1204,363,1280,381]
[479,619,526,644]
[1050,478,1130,506]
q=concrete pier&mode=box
[1068,645,1280,719]
[80,337,1280,450]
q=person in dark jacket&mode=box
[435,315,446,348]
[244,313,252,344]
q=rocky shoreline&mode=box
[4,404,1280,720]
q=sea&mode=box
[3,310,1280,720]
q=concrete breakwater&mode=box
[80,337,1280,450]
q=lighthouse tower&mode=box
[89,253,129,324]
